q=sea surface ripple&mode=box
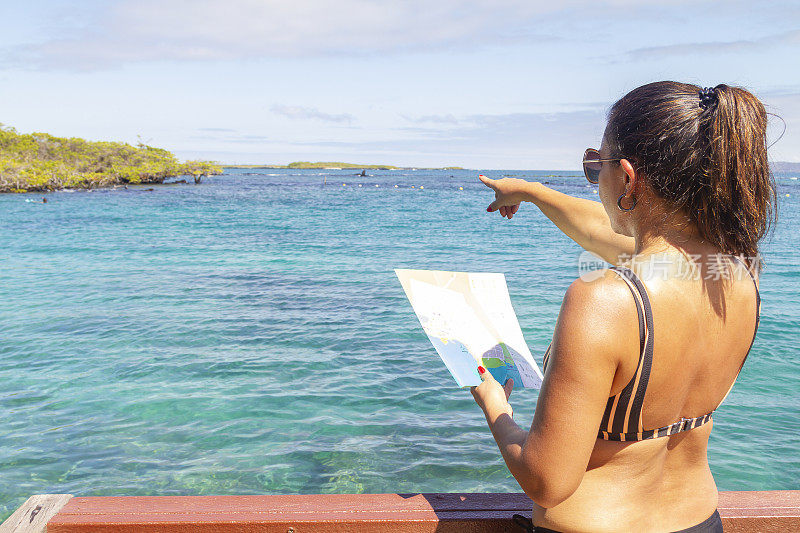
[1,168,798,519]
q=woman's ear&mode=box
[619,159,637,194]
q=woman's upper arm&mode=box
[528,183,635,265]
[520,273,637,507]
[587,219,637,266]
[580,197,635,265]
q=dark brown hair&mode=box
[605,81,776,272]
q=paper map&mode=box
[395,269,543,389]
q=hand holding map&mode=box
[396,269,543,389]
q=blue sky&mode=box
[0,0,798,168]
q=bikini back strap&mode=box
[601,412,714,441]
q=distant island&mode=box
[225,161,464,170]
[228,161,799,173]
[0,123,222,193]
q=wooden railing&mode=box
[2,491,798,532]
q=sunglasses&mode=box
[583,148,621,184]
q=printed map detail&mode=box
[396,269,544,389]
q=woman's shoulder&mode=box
[561,267,637,314]
[551,268,641,369]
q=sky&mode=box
[0,0,798,169]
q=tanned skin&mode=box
[472,139,759,532]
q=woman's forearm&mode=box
[521,181,635,265]
[483,406,537,497]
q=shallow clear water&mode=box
[1,168,798,519]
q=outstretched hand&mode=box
[478,175,529,219]
[471,366,514,420]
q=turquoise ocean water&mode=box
[1,168,798,519]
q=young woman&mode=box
[474,81,775,532]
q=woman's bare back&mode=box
[533,256,759,532]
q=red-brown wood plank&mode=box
[44,491,800,533]
[719,490,800,533]
[46,493,533,533]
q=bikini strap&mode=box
[601,412,714,441]
[731,255,761,338]
[716,255,762,407]
[609,266,649,354]
[599,266,654,436]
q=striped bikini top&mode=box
[542,257,761,442]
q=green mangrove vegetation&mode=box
[0,123,222,193]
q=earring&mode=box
[617,193,636,211]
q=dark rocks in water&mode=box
[145,188,154,191]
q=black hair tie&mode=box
[699,86,718,110]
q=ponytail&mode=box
[606,81,777,272]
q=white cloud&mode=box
[3,0,690,70]
[271,105,354,124]
[407,114,462,125]
[623,29,800,61]
[185,108,608,168]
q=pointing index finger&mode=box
[478,174,496,189]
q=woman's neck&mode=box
[631,204,712,257]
